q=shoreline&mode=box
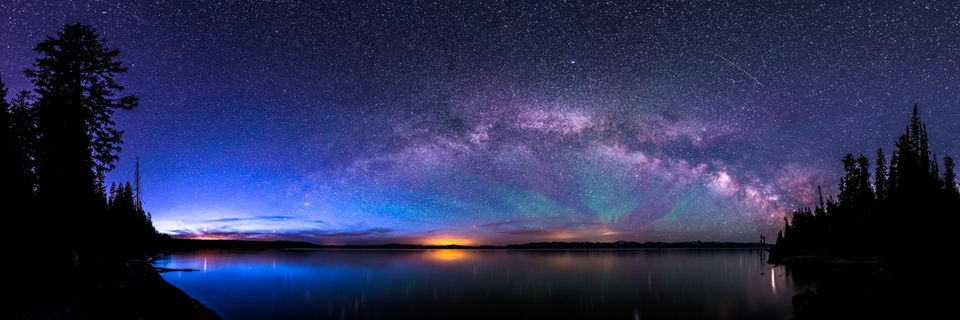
[767,254,899,319]
[133,260,223,319]
[11,256,221,320]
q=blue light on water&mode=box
[155,249,805,320]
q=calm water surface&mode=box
[154,249,807,319]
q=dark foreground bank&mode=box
[771,256,895,319]
[10,256,220,320]
[772,253,955,319]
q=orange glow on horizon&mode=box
[424,237,473,246]
[176,234,226,241]
[191,236,223,240]
[547,232,577,240]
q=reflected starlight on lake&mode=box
[154,249,807,319]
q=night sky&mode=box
[2,1,959,244]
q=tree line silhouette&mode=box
[1,24,162,268]
[772,105,960,262]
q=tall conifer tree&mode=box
[25,24,138,257]
[875,148,888,201]
[26,24,137,210]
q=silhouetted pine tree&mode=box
[24,24,139,262]
[1,74,14,198]
[2,75,40,247]
[8,90,38,180]
[1,75,19,200]
[945,155,959,204]
[888,150,900,193]
[875,148,888,201]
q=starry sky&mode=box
[2,1,959,245]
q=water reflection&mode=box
[771,268,777,294]
[427,249,471,262]
[154,249,805,320]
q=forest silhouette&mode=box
[1,24,221,319]
[1,24,162,266]
[770,104,960,318]
[771,105,960,262]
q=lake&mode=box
[153,248,807,319]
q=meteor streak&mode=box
[712,51,763,87]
